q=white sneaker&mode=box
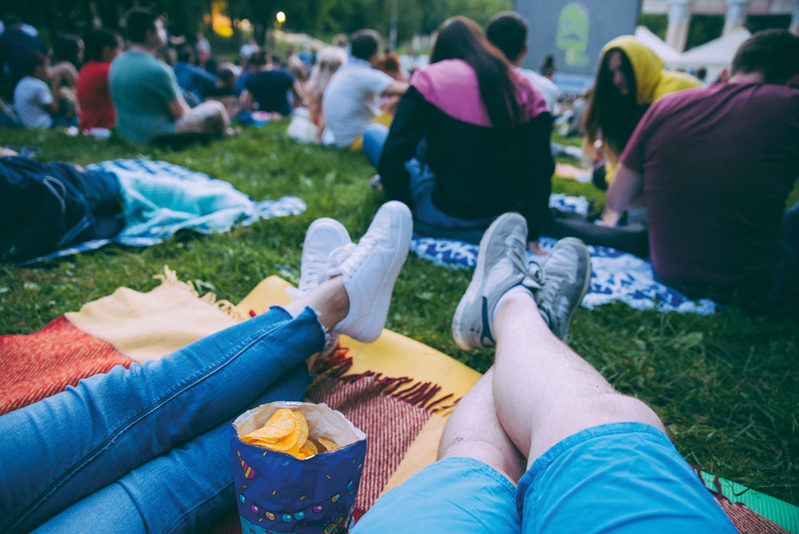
[328,201,412,343]
[297,218,352,294]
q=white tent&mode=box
[634,25,681,64]
[672,28,752,80]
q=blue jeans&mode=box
[0,306,324,533]
[363,123,492,244]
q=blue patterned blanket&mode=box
[21,160,305,265]
[411,194,717,315]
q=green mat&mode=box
[700,470,799,533]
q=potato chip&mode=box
[263,429,300,451]
[240,408,295,445]
[292,410,309,448]
[317,437,340,452]
[298,439,318,459]
[242,409,339,459]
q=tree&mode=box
[446,0,513,27]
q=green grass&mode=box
[2,124,798,505]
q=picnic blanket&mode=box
[411,193,717,315]
[1,270,793,533]
[20,160,305,265]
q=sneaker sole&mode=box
[554,237,592,342]
[451,213,525,350]
[351,202,412,343]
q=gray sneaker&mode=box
[451,213,538,350]
[532,237,592,341]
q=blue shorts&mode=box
[353,423,737,533]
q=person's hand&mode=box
[0,147,19,157]
[528,241,547,256]
[600,207,622,227]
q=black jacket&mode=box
[379,85,554,240]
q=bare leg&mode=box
[493,291,665,467]
[438,368,526,483]
[175,101,229,137]
[283,277,349,330]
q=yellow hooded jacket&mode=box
[598,36,701,180]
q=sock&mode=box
[492,285,535,326]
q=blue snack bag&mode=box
[232,401,367,534]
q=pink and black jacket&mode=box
[378,59,555,239]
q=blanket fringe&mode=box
[153,265,244,321]
[312,345,461,415]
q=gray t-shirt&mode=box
[517,67,560,112]
[109,50,181,144]
[322,57,393,147]
[13,76,52,129]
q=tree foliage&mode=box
[5,0,513,49]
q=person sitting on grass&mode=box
[13,52,76,128]
[356,213,736,533]
[77,28,121,131]
[109,8,229,144]
[204,62,241,118]
[173,44,218,102]
[0,14,48,98]
[583,36,700,205]
[607,30,799,310]
[298,46,348,142]
[376,51,408,116]
[366,16,554,253]
[0,201,414,532]
[50,33,83,107]
[321,29,408,149]
[0,205,735,533]
[486,11,561,112]
[241,48,302,118]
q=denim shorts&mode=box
[353,423,737,533]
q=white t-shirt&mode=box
[321,57,393,147]
[517,67,560,113]
[14,76,53,129]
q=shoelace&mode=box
[503,227,543,292]
[523,261,544,293]
[533,260,574,326]
[290,243,357,298]
[322,242,358,281]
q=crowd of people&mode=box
[1,8,796,308]
[0,6,798,533]
[0,10,414,144]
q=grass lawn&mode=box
[2,124,798,505]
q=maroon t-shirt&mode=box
[621,83,799,287]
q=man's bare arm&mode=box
[168,98,189,119]
[606,163,644,213]
[381,80,408,97]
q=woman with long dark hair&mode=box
[366,16,553,251]
[583,37,700,192]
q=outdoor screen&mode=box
[515,0,641,77]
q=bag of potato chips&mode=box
[231,401,367,534]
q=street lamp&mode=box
[276,11,286,24]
